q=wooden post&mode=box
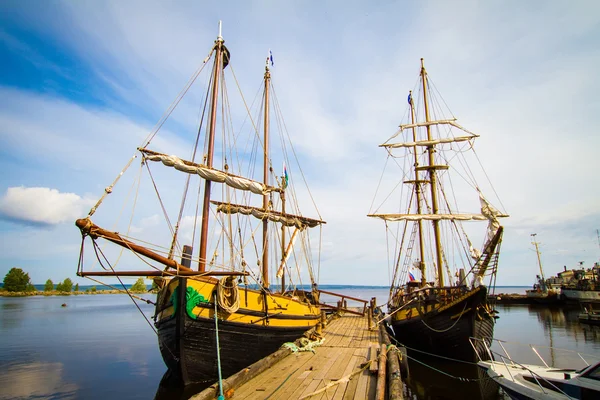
[379,323,404,399]
[320,310,327,327]
[316,322,322,335]
[375,343,387,400]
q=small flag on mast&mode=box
[408,272,416,281]
[407,92,412,105]
[269,49,274,67]
[282,163,289,189]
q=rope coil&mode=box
[216,276,240,314]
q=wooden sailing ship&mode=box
[75,25,325,384]
[368,59,508,361]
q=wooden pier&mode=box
[191,307,404,400]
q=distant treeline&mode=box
[1,267,153,295]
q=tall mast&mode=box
[281,190,286,293]
[199,23,224,271]
[262,60,271,288]
[408,91,427,287]
[420,58,445,286]
[531,233,545,289]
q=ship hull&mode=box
[390,286,494,361]
[155,277,319,384]
[561,288,600,303]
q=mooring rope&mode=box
[214,294,225,400]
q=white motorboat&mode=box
[472,338,600,399]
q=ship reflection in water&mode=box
[398,304,600,400]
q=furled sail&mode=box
[381,135,477,149]
[479,193,505,240]
[213,201,324,230]
[141,149,276,195]
[368,213,492,222]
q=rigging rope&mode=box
[420,299,469,333]
[87,238,179,362]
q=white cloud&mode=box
[0,186,94,226]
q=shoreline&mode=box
[0,289,156,297]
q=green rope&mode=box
[214,296,225,400]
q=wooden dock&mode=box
[192,312,381,400]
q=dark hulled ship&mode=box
[368,59,507,361]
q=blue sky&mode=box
[1,0,599,286]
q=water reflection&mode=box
[493,305,600,369]
[402,355,500,400]
[0,362,78,400]
[2,292,600,400]
[153,370,213,400]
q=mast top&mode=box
[217,20,224,42]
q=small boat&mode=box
[368,59,508,361]
[525,234,561,305]
[475,338,600,399]
[578,304,600,325]
[74,23,329,384]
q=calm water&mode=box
[1,287,599,400]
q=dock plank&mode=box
[216,313,378,400]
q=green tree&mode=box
[26,283,36,292]
[3,268,32,292]
[130,278,147,293]
[91,286,97,293]
[56,278,73,292]
[74,283,79,292]
[44,279,54,292]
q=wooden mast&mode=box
[262,59,271,288]
[420,58,445,286]
[409,91,428,287]
[531,233,545,289]
[199,24,224,271]
[280,189,286,293]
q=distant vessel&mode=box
[525,234,560,304]
[75,24,328,384]
[560,262,600,303]
[368,59,507,361]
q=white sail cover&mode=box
[368,213,489,222]
[216,203,321,230]
[479,193,504,240]
[145,154,273,195]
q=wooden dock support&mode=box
[379,323,404,400]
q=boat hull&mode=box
[561,288,600,303]
[155,277,319,384]
[390,286,494,361]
